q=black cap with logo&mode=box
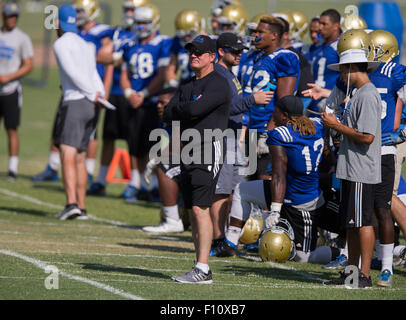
[216,32,247,51]
[185,35,217,54]
[275,95,304,116]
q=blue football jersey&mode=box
[78,23,114,80]
[311,40,340,89]
[246,48,300,132]
[266,117,324,206]
[238,49,263,96]
[170,36,194,83]
[122,34,172,105]
[110,27,137,96]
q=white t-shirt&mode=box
[0,27,33,95]
[53,32,104,102]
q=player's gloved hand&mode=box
[257,132,269,155]
[382,126,406,146]
[264,203,282,229]
[144,158,160,185]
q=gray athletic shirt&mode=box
[0,27,33,95]
[336,82,382,184]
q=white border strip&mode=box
[0,250,144,300]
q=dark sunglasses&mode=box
[187,48,210,57]
[222,47,244,55]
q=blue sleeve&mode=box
[275,52,300,78]
[170,37,181,55]
[266,127,290,146]
[393,64,406,91]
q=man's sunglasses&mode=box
[187,48,211,56]
[222,47,244,55]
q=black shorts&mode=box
[102,94,131,140]
[319,188,343,234]
[127,104,159,158]
[0,89,21,129]
[263,180,320,253]
[374,154,395,209]
[340,179,375,228]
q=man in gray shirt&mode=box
[0,2,33,180]
[322,48,382,288]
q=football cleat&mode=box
[32,165,59,182]
[210,238,237,257]
[322,254,349,270]
[121,184,138,199]
[377,269,393,288]
[86,182,106,196]
[243,240,259,253]
[7,171,17,182]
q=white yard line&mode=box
[0,250,144,300]
[0,188,136,228]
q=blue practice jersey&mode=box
[266,117,324,206]
[78,23,113,80]
[301,42,322,65]
[110,26,137,96]
[170,36,194,83]
[311,40,339,89]
[246,48,300,132]
[238,49,263,96]
[122,34,172,105]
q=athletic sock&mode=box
[86,158,96,176]
[381,243,394,272]
[225,225,241,247]
[195,262,209,274]
[129,169,141,189]
[340,243,348,258]
[375,240,382,260]
[48,151,60,171]
[163,205,180,221]
[9,156,18,173]
[96,165,109,186]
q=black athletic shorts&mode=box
[319,187,343,234]
[374,154,395,209]
[0,89,21,129]
[263,180,320,253]
[340,179,375,228]
[180,140,223,209]
[127,104,159,158]
[158,161,181,184]
[102,94,131,140]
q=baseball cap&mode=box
[185,35,217,54]
[2,2,19,17]
[58,5,78,33]
[275,95,304,116]
[328,48,380,71]
[216,32,247,51]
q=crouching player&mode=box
[215,96,332,263]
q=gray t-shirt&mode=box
[336,82,382,184]
[0,27,33,95]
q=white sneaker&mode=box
[142,218,184,233]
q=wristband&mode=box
[271,202,282,213]
[139,88,149,99]
[112,51,123,67]
[168,79,179,88]
[124,88,135,99]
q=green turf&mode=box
[0,0,405,301]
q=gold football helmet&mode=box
[217,5,248,36]
[337,29,375,61]
[341,14,368,32]
[259,219,295,263]
[175,9,205,38]
[74,0,100,26]
[122,0,150,27]
[272,10,296,37]
[245,13,272,35]
[211,0,241,17]
[123,0,150,8]
[239,215,263,245]
[133,3,160,38]
[290,10,309,41]
[369,30,399,63]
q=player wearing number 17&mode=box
[120,3,172,202]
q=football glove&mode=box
[257,132,269,155]
[382,126,406,146]
[264,202,282,228]
[144,158,159,185]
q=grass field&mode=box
[0,0,405,302]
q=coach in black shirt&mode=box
[163,35,231,284]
